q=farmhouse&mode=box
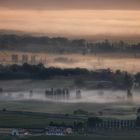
[11,128,19,136]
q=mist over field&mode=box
[1,51,140,73]
[0,79,139,104]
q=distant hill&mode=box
[0,29,29,35]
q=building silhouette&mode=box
[22,55,28,64]
[11,54,18,64]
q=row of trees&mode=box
[0,34,140,54]
[0,63,139,88]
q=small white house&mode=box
[66,128,73,135]
[11,128,19,136]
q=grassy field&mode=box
[0,101,137,128]
[0,100,137,120]
[0,110,85,128]
[0,101,137,119]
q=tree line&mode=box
[0,34,140,54]
[0,63,139,89]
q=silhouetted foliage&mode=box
[124,72,134,89]
[0,34,140,54]
[0,64,139,88]
[73,121,84,130]
[87,117,102,128]
[73,109,88,115]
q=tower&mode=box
[11,54,18,64]
[31,55,36,65]
[22,54,28,64]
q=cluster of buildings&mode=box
[0,128,27,136]
[11,54,46,65]
[0,52,47,65]
[46,126,72,136]
[0,127,73,137]
[0,51,47,65]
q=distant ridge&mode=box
[0,29,140,43]
[0,29,29,35]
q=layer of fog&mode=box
[1,51,140,73]
[46,54,140,73]
[0,89,140,104]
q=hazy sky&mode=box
[0,0,140,40]
[0,0,140,10]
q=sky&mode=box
[0,0,140,40]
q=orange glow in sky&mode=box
[0,10,140,39]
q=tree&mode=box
[124,72,134,89]
[87,117,102,128]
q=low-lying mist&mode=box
[1,89,140,104]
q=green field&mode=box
[0,100,137,120]
[0,100,137,129]
[0,110,85,128]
